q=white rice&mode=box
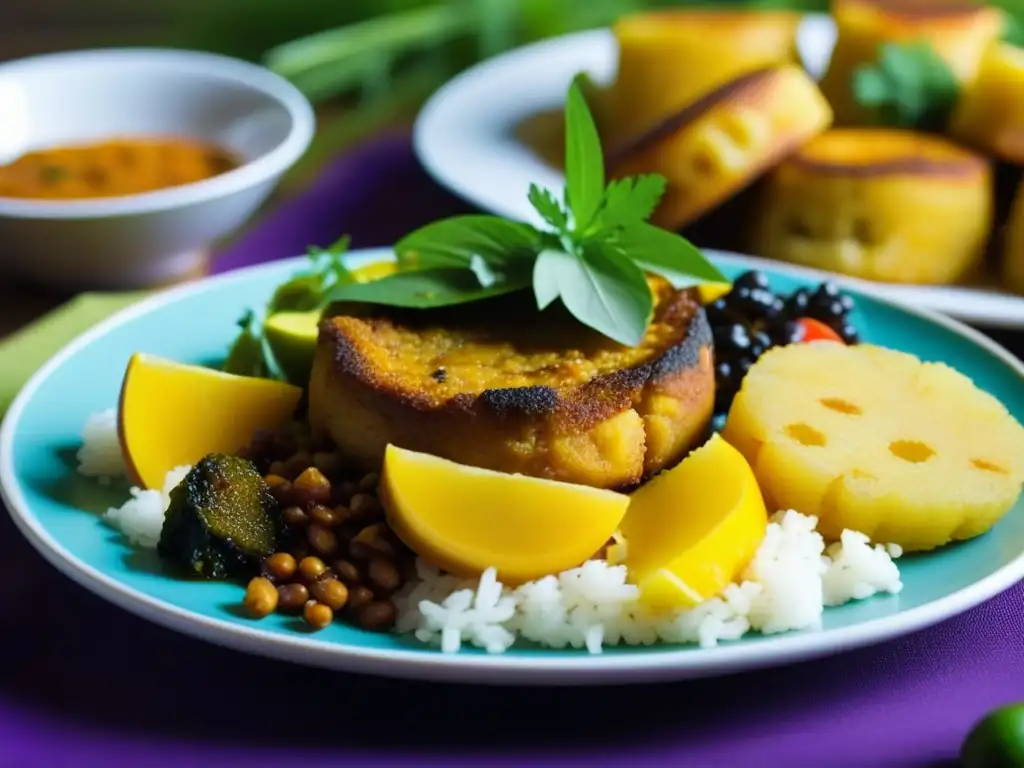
[394,510,904,655]
[102,465,191,548]
[75,409,127,485]
[76,408,189,547]
[77,409,904,652]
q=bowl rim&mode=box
[0,47,316,219]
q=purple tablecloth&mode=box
[3,134,1023,768]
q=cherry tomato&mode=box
[796,317,845,344]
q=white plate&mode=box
[413,19,1024,330]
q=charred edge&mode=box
[650,307,712,381]
[606,67,778,167]
[322,318,369,384]
[790,153,989,179]
[478,386,560,419]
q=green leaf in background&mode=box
[596,174,667,230]
[264,4,472,102]
[563,77,606,232]
[852,40,960,131]
[394,214,541,269]
[533,243,654,346]
[326,265,532,309]
[528,183,570,232]
[1004,14,1024,48]
[610,222,730,287]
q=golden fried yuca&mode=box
[748,128,992,285]
[721,342,1024,552]
[607,65,832,232]
[820,0,1004,126]
[950,43,1024,163]
[308,278,714,490]
[605,10,801,146]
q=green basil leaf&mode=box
[533,243,653,346]
[596,174,667,231]
[394,214,540,269]
[610,222,730,286]
[532,248,568,310]
[326,266,531,309]
[564,77,605,233]
[528,183,569,232]
[469,253,499,288]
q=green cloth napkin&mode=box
[0,292,149,416]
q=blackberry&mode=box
[838,322,860,344]
[704,274,861,417]
[784,288,811,318]
[714,360,734,387]
[769,319,804,346]
[733,270,771,291]
[727,286,784,322]
[713,322,751,354]
[705,297,734,326]
[750,329,773,359]
[813,281,842,302]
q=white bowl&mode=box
[0,48,315,290]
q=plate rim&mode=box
[2,248,1024,686]
[411,23,1024,330]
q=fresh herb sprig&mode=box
[327,78,727,346]
[223,235,354,377]
[852,40,961,132]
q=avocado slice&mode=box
[264,309,320,386]
[263,261,399,386]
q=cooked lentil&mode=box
[347,585,375,614]
[277,583,310,613]
[357,600,398,632]
[303,600,334,629]
[332,558,363,586]
[298,556,328,582]
[264,552,297,581]
[309,504,342,527]
[310,578,350,611]
[235,429,409,634]
[367,558,402,595]
[282,506,309,528]
[243,577,278,618]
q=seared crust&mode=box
[308,280,715,489]
[789,128,989,179]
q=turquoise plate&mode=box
[2,248,1023,686]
